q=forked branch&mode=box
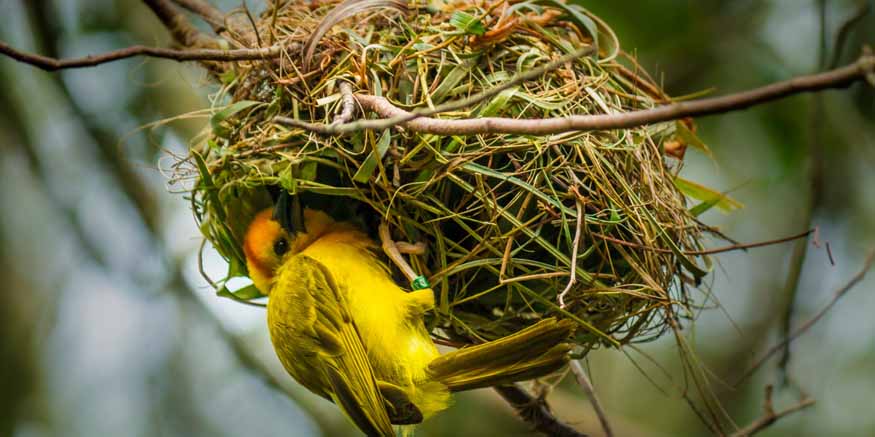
[736,249,875,384]
[0,41,287,71]
[729,385,815,437]
[494,384,587,437]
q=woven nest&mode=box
[180,0,721,351]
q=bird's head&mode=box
[243,208,291,294]
[242,194,338,294]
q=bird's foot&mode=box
[378,223,425,283]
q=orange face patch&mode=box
[243,208,285,289]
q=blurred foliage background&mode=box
[1,0,873,436]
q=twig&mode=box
[170,0,228,32]
[569,361,613,437]
[333,82,357,124]
[775,1,855,383]
[168,0,255,47]
[279,45,597,132]
[142,0,217,48]
[736,250,875,385]
[826,242,835,266]
[829,2,871,69]
[558,199,583,309]
[729,385,815,437]
[0,41,289,71]
[493,384,588,437]
[241,1,263,48]
[590,228,814,256]
[275,54,875,136]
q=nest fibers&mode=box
[180,0,725,351]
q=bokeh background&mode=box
[1,1,873,436]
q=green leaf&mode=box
[217,284,265,301]
[278,164,296,193]
[192,151,225,222]
[674,121,713,159]
[477,86,518,116]
[219,69,237,85]
[515,91,568,111]
[689,198,722,217]
[295,182,366,198]
[227,255,248,278]
[442,135,466,153]
[538,1,599,57]
[299,161,318,181]
[210,100,261,137]
[431,64,471,103]
[353,129,392,183]
[450,11,486,36]
[673,177,743,215]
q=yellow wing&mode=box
[267,255,394,437]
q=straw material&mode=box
[178,0,722,351]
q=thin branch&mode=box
[0,41,290,71]
[170,0,257,47]
[333,82,357,124]
[829,2,871,69]
[241,1,263,48]
[736,249,875,385]
[278,45,596,132]
[590,228,814,256]
[275,54,875,136]
[3,0,293,72]
[142,0,217,48]
[569,361,613,437]
[729,385,815,437]
[493,384,588,437]
[775,1,865,383]
[170,0,227,32]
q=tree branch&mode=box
[275,53,875,136]
[729,385,815,437]
[775,0,872,386]
[829,2,871,69]
[171,0,227,31]
[569,361,613,437]
[0,41,288,71]
[736,249,875,385]
[142,0,217,48]
[493,384,587,437]
[170,0,254,45]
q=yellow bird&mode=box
[243,199,574,436]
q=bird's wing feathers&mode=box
[271,255,395,437]
[377,381,424,425]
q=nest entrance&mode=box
[183,0,716,350]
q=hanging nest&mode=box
[178,0,727,352]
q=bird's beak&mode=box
[273,190,306,234]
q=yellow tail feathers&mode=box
[427,318,575,392]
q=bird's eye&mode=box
[273,237,289,256]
